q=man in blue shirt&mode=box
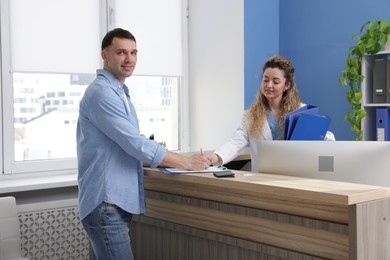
[77,28,210,260]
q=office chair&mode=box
[0,196,29,260]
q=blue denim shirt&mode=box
[77,69,167,220]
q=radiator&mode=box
[17,199,89,260]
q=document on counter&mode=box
[160,166,230,174]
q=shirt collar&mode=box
[96,69,129,96]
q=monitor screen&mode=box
[255,141,390,187]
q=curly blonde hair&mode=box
[246,56,301,138]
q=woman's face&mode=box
[261,67,290,102]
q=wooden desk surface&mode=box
[144,167,390,224]
[140,151,390,259]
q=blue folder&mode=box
[376,108,390,141]
[284,105,319,140]
[289,113,331,140]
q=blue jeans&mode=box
[81,201,134,260]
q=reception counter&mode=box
[131,157,390,259]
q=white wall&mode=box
[188,0,244,151]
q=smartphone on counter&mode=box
[213,171,235,178]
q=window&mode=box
[0,0,188,174]
[115,0,185,150]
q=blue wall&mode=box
[244,0,279,109]
[244,0,390,140]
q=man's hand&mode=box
[160,151,211,170]
[185,153,212,170]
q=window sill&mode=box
[0,171,78,194]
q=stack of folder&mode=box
[373,57,390,141]
[284,105,331,140]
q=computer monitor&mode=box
[255,141,390,187]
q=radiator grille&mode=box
[19,206,89,260]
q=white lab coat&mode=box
[214,107,335,172]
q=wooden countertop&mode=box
[144,167,390,224]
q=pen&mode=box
[200,148,203,154]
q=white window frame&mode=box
[0,0,190,175]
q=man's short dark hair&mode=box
[101,28,136,51]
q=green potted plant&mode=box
[338,20,390,140]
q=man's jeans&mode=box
[81,201,134,260]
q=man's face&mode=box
[102,37,138,85]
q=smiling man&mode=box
[76,28,210,260]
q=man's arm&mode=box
[159,151,211,171]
